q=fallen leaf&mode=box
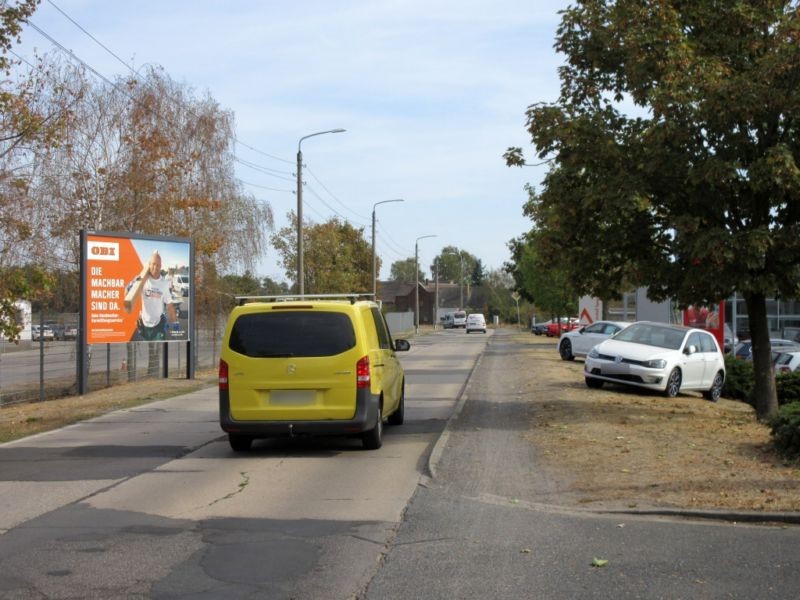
[591,557,609,567]
[520,548,531,554]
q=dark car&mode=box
[734,338,800,360]
[531,321,550,336]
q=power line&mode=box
[38,1,295,167]
[305,164,368,221]
[235,156,293,178]
[376,221,412,256]
[238,179,293,193]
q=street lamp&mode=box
[443,249,465,308]
[415,234,436,335]
[372,198,404,298]
[296,128,346,294]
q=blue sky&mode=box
[18,0,570,283]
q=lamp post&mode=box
[444,249,465,308]
[372,198,404,298]
[296,128,345,294]
[415,234,436,335]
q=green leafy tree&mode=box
[271,213,373,293]
[261,277,290,295]
[470,258,485,286]
[430,246,480,285]
[506,233,577,321]
[389,258,423,283]
[506,1,800,420]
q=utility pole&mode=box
[296,128,345,294]
[371,199,404,297]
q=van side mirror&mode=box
[394,339,410,352]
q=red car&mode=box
[545,318,580,337]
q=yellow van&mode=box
[219,294,410,451]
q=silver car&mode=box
[557,320,630,360]
[584,321,726,401]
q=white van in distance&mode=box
[443,310,467,329]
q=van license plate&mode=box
[271,390,315,405]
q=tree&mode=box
[0,2,72,340]
[506,1,800,420]
[506,233,577,321]
[389,258,423,283]
[430,246,481,284]
[470,258,485,286]
[271,213,373,293]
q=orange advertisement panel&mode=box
[683,301,725,352]
[86,234,191,344]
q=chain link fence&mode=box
[1,309,227,406]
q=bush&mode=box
[722,356,754,403]
[776,371,800,406]
[769,401,800,458]
[722,358,800,407]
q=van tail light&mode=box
[219,359,229,391]
[356,356,370,388]
[778,365,791,374]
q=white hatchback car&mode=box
[584,321,726,401]
[558,320,630,360]
[465,313,486,334]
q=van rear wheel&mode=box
[362,405,383,450]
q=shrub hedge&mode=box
[770,402,800,458]
[721,358,800,407]
[721,356,754,402]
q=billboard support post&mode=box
[78,229,89,395]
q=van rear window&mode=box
[229,311,356,357]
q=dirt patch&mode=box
[0,370,218,443]
[513,333,800,512]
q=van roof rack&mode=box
[235,293,376,306]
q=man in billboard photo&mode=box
[123,250,178,341]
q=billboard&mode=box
[84,232,192,344]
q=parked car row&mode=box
[531,317,580,337]
[30,322,79,341]
[734,338,800,360]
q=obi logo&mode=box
[88,240,120,261]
